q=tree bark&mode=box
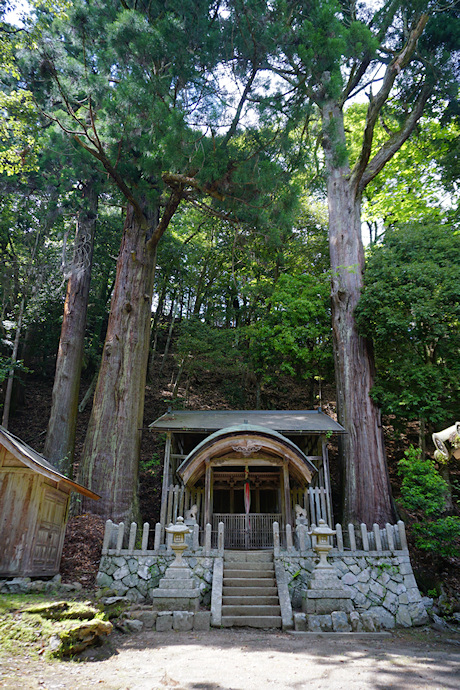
[76,202,158,523]
[322,101,396,526]
[1,295,25,429]
[44,181,98,475]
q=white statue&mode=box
[294,504,308,523]
[433,422,460,461]
[185,504,198,522]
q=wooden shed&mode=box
[0,426,100,577]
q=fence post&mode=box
[116,522,125,552]
[386,523,395,551]
[286,523,293,551]
[193,524,199,551]
[361,523,369,551]
[154,522,161,553]
[218,521,225,556]
[348,523,356,551]
[310,523,317,550]
[335,523,344,552]
[142,522,149,551]
[128,522,137,552]
[298,523,307,553]
[273,521,280,557]
[397,520,408,550]
[205,523,212,556]
[102,520,113,553]
[373,523,382,552]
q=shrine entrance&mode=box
[212,466,282,549]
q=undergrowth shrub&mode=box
[398,446,460,558]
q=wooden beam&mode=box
[204,459,212,527]
[160,432,172,536]
[283,459,291,527]
[321,436,334,526]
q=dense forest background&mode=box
[1,1,460,592]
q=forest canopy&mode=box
[0,0,459,527]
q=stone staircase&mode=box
[221,550,282,628]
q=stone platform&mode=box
[150,564,200,611]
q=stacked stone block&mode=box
[279,551,428,629]
[97,554,215,605]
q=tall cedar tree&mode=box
[29,0,299,522]
[251,0,460,525]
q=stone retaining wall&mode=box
[278,550,428,629]
[96,553,216,605]
[96,547,428,630]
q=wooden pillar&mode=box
[321,436,334,526]
[160,432,172,539]
[283,459,291,527]
[204,459,212,527]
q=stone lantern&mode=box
[309,519,336,569]
[303,519,353,616]
[151,516,199,612]
[165,516,191,566]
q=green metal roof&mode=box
[149,409,346,435]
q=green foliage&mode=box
[356,222,460,427]
[345,110,460,234]
[398,446,460,559]
[246,273,333,384]
[413,517,460,560]
[398,447,448,518]
[139,452,161,473]
[0,357,30,384]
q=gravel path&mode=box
[1,628,460,689]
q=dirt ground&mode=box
[1,628,459,690]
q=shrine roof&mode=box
[149,409,346,435]
[177,424,318,483]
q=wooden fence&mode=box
[161,484,332,532]
[101,518,408,556]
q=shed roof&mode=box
[0,426,100,500]
[149,409,346,435]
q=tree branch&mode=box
[149,187,184,247]
[358,79,433,191]
[223,66,258,147]
[73,135,146,224]
[351,13,429,190]
[162,172,227,201]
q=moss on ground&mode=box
[0,593,109,659]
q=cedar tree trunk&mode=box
[76,201,158,523]
[322,101,396,527]
[44,181,97,474]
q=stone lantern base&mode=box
[150,564,200,612]
[302,565,354,615]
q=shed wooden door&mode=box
[31,487,69,575]
[0,470,36,575]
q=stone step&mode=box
[223,577,276,588]
[223,568,274,579]
[222,604,281,617]
[222,561,275,571]
[221,615,282,628]
[222,586,278,597]
[224,551,273,563]
[222,595,280,606]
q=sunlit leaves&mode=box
[0,90,39,175]
[356,221,460,426]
